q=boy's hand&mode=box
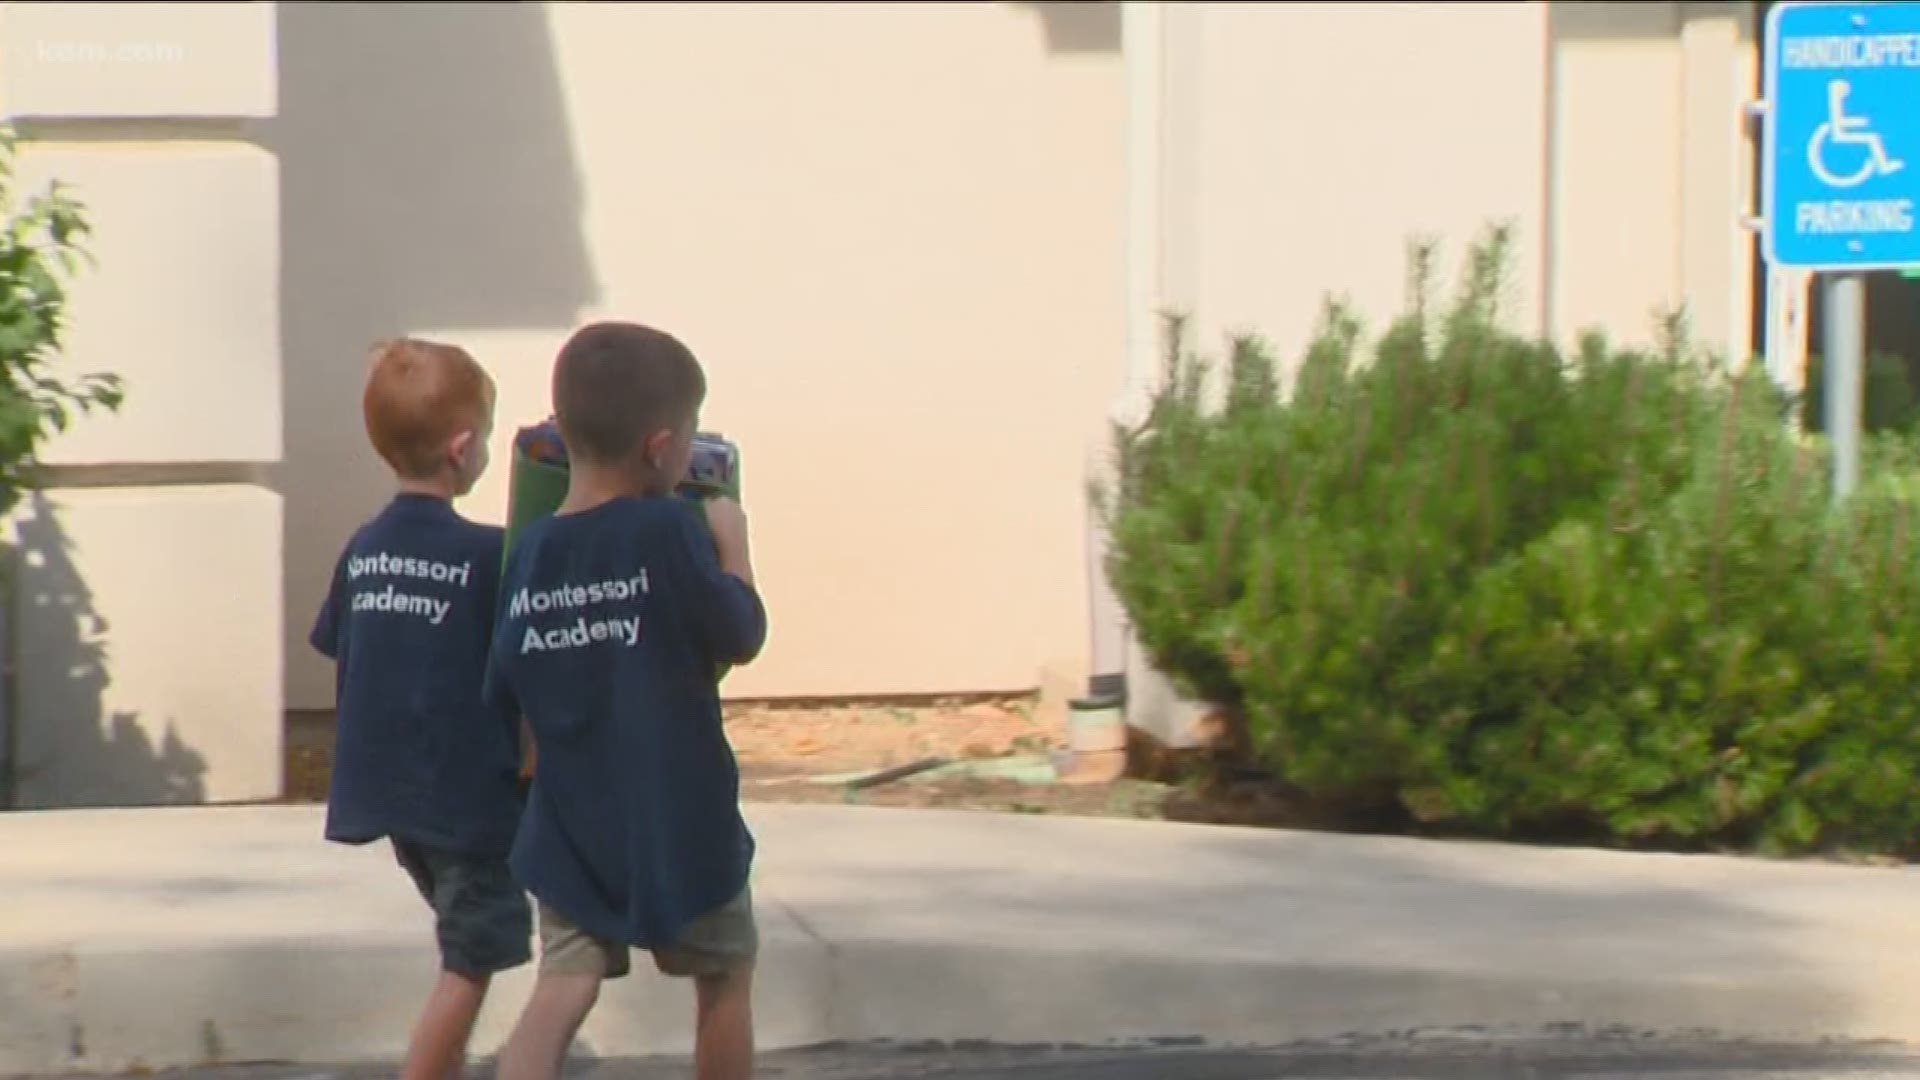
[705,497,755,587]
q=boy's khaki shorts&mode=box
[538,886,757,979]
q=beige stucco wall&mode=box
[7,487,282,808]
[276,1,1125,710]
[1548,1,1757,359]
[1162,2,1552,365]
[0,2,282,806]
[0,0,1765,806]
[1153,1,1757,382]
[1121,0,1758,747]
[15,143,282,466]
[0,2,275,120]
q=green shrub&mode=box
[1101,224,1920,858]
[0,125,124,514]
[0,127,125,809]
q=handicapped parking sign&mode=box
[1763,1,1920,271]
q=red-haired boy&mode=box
[310,338,530,1080]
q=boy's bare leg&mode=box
[402,971,489,1080]
[496,973,601,1080]
[693,966,755,1080]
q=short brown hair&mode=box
[551,321,706,465]
[362,338,494,480]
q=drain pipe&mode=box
[1084,2,1207,755]
[1118,0,1164,430]
[0,541,17,809]
[1079,0,1165,717]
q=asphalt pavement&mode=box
[17,1034,1920,1080]
[14,806,1920,1074]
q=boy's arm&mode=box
[308,551,348,659]
[480,634,518,719]
[481,633,537,786]
[678,500,768,665]
[481,535,540,789]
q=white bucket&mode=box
[1067,698,1127,754]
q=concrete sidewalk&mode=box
[5,804,1920,1075]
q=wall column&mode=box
[0,2,283,807]
[1680,0,1761,364]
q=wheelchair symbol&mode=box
[1809,79,1905,189]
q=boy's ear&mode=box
[448,428,477,466]
[644,428,675,468]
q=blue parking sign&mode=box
[1763,1,1920,271]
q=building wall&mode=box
[0,2,282,807]
[1121,0,1758,747]
[1163,1,1551,365]
[274,2,1126,710]
[1549,1,1757,359]
[0,1,1762,806]
[1155,1,1757,378]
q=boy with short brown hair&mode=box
[486,321,767,1080]
[310,338,530,1080]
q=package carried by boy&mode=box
[505,417,741,562]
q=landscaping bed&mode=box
[283,698,1173,821]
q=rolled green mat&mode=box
[502,420,742,683]
[504,441,571,565]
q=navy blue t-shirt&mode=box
[310,494,523,858]
[483,495,767,949]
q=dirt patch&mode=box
[727,696,1056,778]
[284,710,335,804]
[283,698,1173,821]
[748,773,1171,818]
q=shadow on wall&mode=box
[1547,1,1682,40]
[1010,2,1121,53]
[1,494,207,809]
[264,1,600,708]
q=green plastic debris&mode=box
[804,753,1062,789]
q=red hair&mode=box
[362,338,494,479]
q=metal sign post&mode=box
[1762,1,1920,502]
[1824,272,1868,498]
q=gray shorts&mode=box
[393,840,533,978]
[537,886,758,980]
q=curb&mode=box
[0,928,1890,1075]
[0,927,834,1074]
[8,803,1920,1074]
